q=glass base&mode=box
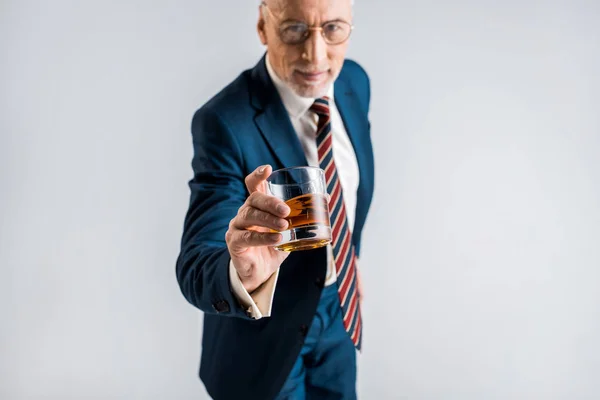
[274,224,332,252]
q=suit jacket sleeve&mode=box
[175,106,253,320]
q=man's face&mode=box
[258,0,353,98]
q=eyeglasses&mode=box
[261,2,354,45]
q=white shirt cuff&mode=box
[228,259,279,319]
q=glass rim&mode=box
[267,166,325,187]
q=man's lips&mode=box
[295,70,328,81]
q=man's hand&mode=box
[226,165,291,293]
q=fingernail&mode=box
[278,219,288,229]
[258,166,266,174]
[277,204,288,215]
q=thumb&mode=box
[245,164,272,194]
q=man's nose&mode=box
[303,30,327,65]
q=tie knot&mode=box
[310,96,330,117]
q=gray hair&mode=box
[261,0,354,7]
[260,0,355,21]
[261,0,354,17]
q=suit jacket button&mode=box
[213,300,230,313]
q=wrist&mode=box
[239,275,262,294]
[233,265,259,293]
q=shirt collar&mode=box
[265,55,335,119]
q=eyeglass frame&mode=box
[260,1,354,45]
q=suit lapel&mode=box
[250,56,309,169]
[254,105,309,169]
[334,76,369,206]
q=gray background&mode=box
[1,0,599,399]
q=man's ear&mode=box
[257,9,268,45]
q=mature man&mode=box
[175,0,374,398]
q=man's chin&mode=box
[289,82,330,99]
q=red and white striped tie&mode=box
[310,96,362,350]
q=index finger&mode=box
[245,164,272,194]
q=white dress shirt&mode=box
[229,56,360,319]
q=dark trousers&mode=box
[275,283,357,400]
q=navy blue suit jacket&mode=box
[176,54,374,400]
